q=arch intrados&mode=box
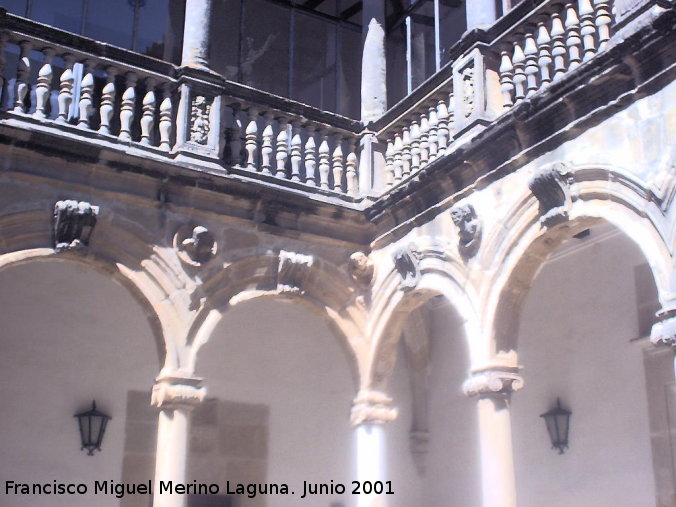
[0,249,166,370]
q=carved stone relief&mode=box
[462,368,524,397]
[462,64,475,118]
[348,251,374,288]
[277,250,314,293]
[528,163,571,228]
[350,390,398,426]
[175,225,216,266]
[450,203,482,259]
[190,95,211,145]
[650,306,676,346]
[53,200,99,252]
[393,244,421,291]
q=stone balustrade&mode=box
[220,98,361,196]
[496,0,613,109]
[1,24,176,152]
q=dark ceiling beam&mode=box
[340,1,362,21]
[303,0,326,9]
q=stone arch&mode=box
[0,210,188,373]
[483,165,675,361]
[186,250,366,386]
[367,251,481,393]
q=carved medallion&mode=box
[175,225,216,266]
[53,200,99,252]
[450,203,482,259]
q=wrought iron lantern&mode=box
[74,401,111,456]
[540,398,571,454]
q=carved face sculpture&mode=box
[451,205,477,244]
[349,251,374,286]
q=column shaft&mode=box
[466,0,499,31]
[181,0,213,69]
[355,424,387,507]
[361,1,387,122]
[153,408,191,507]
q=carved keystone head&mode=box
[393,244,421,291]
[175,225,217,266]
[53,200,99,252]
[450,203,482,259]
[349,251,374,287]
[528,163,571,228]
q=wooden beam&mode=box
[340,1,362,21]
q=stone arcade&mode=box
[0,1,674,507]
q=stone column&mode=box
[463,368,523,507]
[181,0,213,69]
[650,303,676,378]
[361,0,387,123]
[466,0,499,31]
[151,376,206,507]
[351,390,398,507]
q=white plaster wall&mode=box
[0,260,159,507]
[195,299,358,507]
[513,226,656,507]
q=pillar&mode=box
[650,303,676,378]
[351,390,398,507]
[466,0,500,31]
[361,0,387,123]
[181,0,213,69]
[463,368,523,507]
[151,376,206,507]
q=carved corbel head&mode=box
[528,163,572,228]
[393,244,421,292]
[349,251,374,288]
[53,200,99,252]
[450,203,482,259]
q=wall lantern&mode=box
[74,401,111,456]
[540,398,571,454]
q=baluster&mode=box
[419,113,429,168]
[304,130,317,186]
[245,108,259,171]
[410,120,421,175]
[13,41,32,113]
[447,91,456,138]
[318,133,330,190]
[512,41,527,102]
[401,122,412,178]
[499,50,515,109]
[98,67,117,135]
[428,104,439,162]
[140,78,156,145]
[118,72,138,141]
[56,54,75,122]
[436,99,449,156]
[77,60,95,128]
[393,133,404,183]
[290,121,302,182]
[332,137,344,192]
[579,0,597,61]
[346,138,358,196]
[228,103,243,165]
[275,118,289,178]
[537,22,553,86]
[593,0,612,50]
[158,83,173,151]
[34,47,55,119]
[550,11,567,81]
[565,4,582,70]
[260,112,274,175]
[524,32,539,96]
[385,139,395,188]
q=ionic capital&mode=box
[462,368,524,397]
[350,390,398,426]
[151,376,206,410]
[650,305,676,347]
